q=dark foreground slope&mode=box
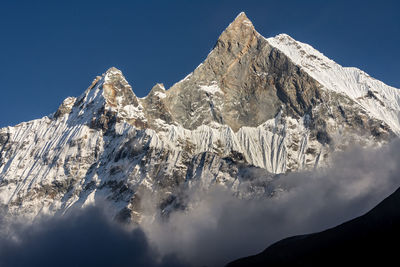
[227,186,400,267]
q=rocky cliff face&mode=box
[0,12,399,221]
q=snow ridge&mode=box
[267,34,400,134]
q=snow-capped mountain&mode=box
[0,12,399,221]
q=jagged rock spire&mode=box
[216,12,256,50]
[102,67,139,108]
[225,12,254,31]
[105,66,122,74]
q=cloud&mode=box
[0,207,188,267]
[0,140,399,267]
[141,139,400,266]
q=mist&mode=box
[0,140,399,267]
[142,139,400,266]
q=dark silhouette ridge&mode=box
[227,186,400,266]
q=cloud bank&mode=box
[0,207,187,267]
[0,140,399,267]
[142,140,400,266]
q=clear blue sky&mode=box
[0,0,399,127]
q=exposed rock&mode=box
[54,97,76,119]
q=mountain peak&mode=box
[274,33,294,41]
[104,66,124,81]
[232,12,252,26]
[53,66,142,128]
[105,66,122,74]
[225,12,254,32]
[215,12,256,51]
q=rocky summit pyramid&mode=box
[0,12,399,221]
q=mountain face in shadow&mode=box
[227,186,400,266]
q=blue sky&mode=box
[0,0,399,127]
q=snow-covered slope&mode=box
[267,34,400,134]
[0,12,398,221]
